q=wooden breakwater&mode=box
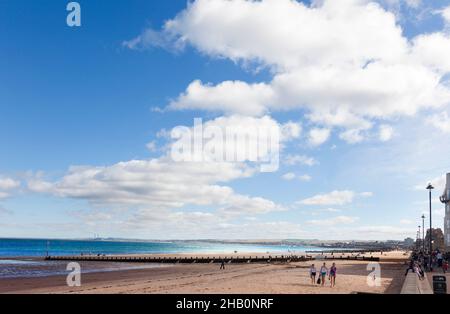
[45,255,312,264]
[45,254,379,263]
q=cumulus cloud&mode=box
[308,128,331,146]
[298,174,312,182]
[339,129,365,144]
[169,80,274,116]
[27,157,277,214]
[125,0,450,141]
[281,173,296,181]
[27,115,305,231]
[284,154,318,167]
[441,5,450,24]
[426,111,450,134]
[0,177,20,199]
[146,141,158,152]
[170,115,300,173]
[281,173,312,182]
[299,190,356,206]
[379,124,395,141]
[308,215,359,226]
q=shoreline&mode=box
[0,251,409,294]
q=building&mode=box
[425,228,445,251]
[439,173,450,249]
[403,237,415,248]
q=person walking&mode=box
[309,264,317,285]
[220,259,225,270]
[405,260,415,276]
[329,263,337,287]
[437,251,443,268]
[443,260,448,273]
[319,263,328,287]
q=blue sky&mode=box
[1,0,450,240]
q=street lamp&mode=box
[421,214,425,252]
[426,183,434,271]
[418,225,421,250]
[416,229,420,249]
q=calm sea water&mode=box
[0,239,339,279]
[0,238,331,257]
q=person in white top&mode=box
[309,264,317,284]
[319,263,328,287]
[437,252,443,268]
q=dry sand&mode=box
[0,251,409,294]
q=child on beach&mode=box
[329,263,337,287]
[309,264,317,285]
[319,263,328,287]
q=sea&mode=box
[0,238,338,279]
[0,238,334,257]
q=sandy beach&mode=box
[0,251,408,294]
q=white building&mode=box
[440,173,450,248]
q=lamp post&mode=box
[426,183,434,270]
[418,225,421,251]
[421,214,425,252]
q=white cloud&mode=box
[139,218,306,239]
[27,115,302,228]
[381,0,422,10]
[405,0,421,9]
[379,124,394,141]
[284,154,318,167]
[281,121,302,140]
[308,128,331,146]
[27,156,286,219]
[339,129,365,144]
[400,219,413,224]
[298,174,312,182]
[281,173,312,182]
[414,174,446,192]
[169,80,274,116]
[299,190,356,206]
[0,177,20,199]
[0,178,20,190]
[282,173,296,181]
[352,225,415,239]
[308,215,359,226]
[125,0,450,138]
[441,5,450,24]
[146,141,158,152]
[426,111,450,134]
[360,191,374,197]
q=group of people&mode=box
[404,259,426,280]
[309,262,337,287]
[407,249,449,279]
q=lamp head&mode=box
[426,183,434,190]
